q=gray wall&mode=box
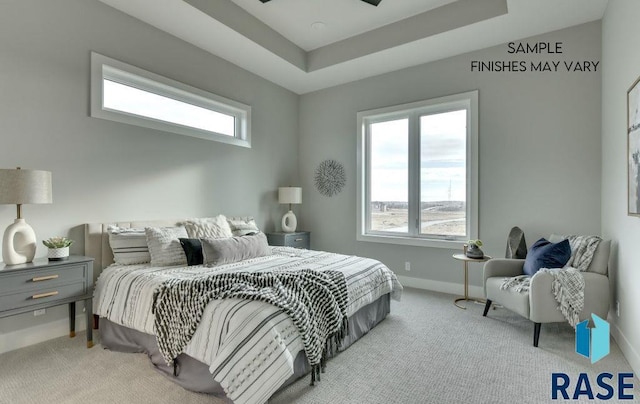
[601,0,640,375]
[299,22,602,291]
[0,0,299,337]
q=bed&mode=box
[85,218,402,404]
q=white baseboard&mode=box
[610,320,640,379]
[0,314,87,355]
[396,275,484,299]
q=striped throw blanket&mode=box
[152,269,349,382]
[94,247,402,404]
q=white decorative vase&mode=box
[281,210,298,233]
[2,218,37,265]
[48,247,69,261]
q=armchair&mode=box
[482,237,611,347]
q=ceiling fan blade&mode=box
[260,0,271,3]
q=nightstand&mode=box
[266,231,311,249]
[0,256,95,347]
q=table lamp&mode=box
[0,168,52,265]
[278,187,302,233]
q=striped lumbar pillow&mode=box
[107,226,151,265]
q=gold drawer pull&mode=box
[32,291,59,299]
[294,238,304,242]
[32,274,59,282]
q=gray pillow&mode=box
[202,232,271,266]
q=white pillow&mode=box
[182,215,233,239]
[227,216,260,236]
[107,226,151,265]
[145,226,189,266]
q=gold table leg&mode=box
[454,260,486,309]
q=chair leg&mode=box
[533,323,541,347]
[483,299,492,317]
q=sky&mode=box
[103,79,235,136]
[370,109,466,202]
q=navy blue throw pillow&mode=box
[522,238,571,276]
[179,238,203,266]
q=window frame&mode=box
[90,52,251,148]
[356,91,479,248]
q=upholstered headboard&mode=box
[84,216,257,280]
[84,219,185,277]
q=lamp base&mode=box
[2,218,37,265]
[281,210,298,233]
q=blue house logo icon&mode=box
[576,313,610,363]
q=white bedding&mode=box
[94,247,402,404]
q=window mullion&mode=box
[408,112,420,237]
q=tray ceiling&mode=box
[98,0,608,94]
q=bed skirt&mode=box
[99,293,391,398]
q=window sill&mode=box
[356,233,465,249]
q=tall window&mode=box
[90,52,251,148]
[357,91,478,248]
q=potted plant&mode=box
[465,239,484,259]
[43,237,73,261]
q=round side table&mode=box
[452,253,492,309]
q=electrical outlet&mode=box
[404,261,411,271]
[616,301,620,317]
[33,309,46,316]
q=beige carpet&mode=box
[0,288,637,403]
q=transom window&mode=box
[90,52,251,147]
[357,91,478,248]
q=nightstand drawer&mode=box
[0,264,87,296]
[0,281,86,312]
[266,231,311,249]
[286,234,310,249]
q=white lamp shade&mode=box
[0,169,52,204]
[278,187,302,205]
